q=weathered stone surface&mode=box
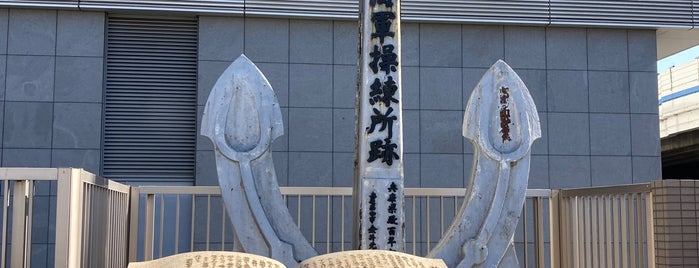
[201,54,316,267]
[428,60,540,268]
[354,0,405,251]
[298,250,446,268]
[127,251,284,268]
[129,250,446,268]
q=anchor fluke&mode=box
[201,54,317,267]
[428,60,540,268]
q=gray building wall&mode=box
[0,8,661,190]
[0,9,104,174]
[0,8,105,267]
[195,16,662,189]
[0,8,662,266]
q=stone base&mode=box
[127,251,284,268]
[298,250,447,268]
[128,250,447,268]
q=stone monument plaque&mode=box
[354,0,405,251]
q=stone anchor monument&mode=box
[200,57,539,268]
[200,0,540,266]
[201,55,317,267]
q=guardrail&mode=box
[0,168,131,268]
[550,184,655,268]
[0,168,658,268]
[129,186,552,267]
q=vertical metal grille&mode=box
[104,15,197,184]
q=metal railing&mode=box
[550,183,655,268]
[129,186,552,267]
[0,167,658,268]
[0,168,131,268]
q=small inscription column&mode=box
[353,0,404,251]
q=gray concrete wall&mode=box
[0,9,660,193]
[0,8,104,174]
[0,8,105,267]
[195,17,662,189]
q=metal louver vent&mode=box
[245,0,357,19]
[2,0,699,28]
[104,15,197,184]
[80,0,243,13]
[0,0,78,8]
[550,0,693,27]
[402,0,550,24]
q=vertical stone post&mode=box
[353,0,404,251]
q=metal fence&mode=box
[129,186,553,267]
[0,168,658,268]
[550,184,655,268]
[0,168,131,268]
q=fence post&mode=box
[144,193,155,261]
[533,196,545,268]
[128,187,141,262]
[1,180,8,268]
[645,191,656,268]
[549,190,561,268]
[54,168,84,268]
[10,180,32,268]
